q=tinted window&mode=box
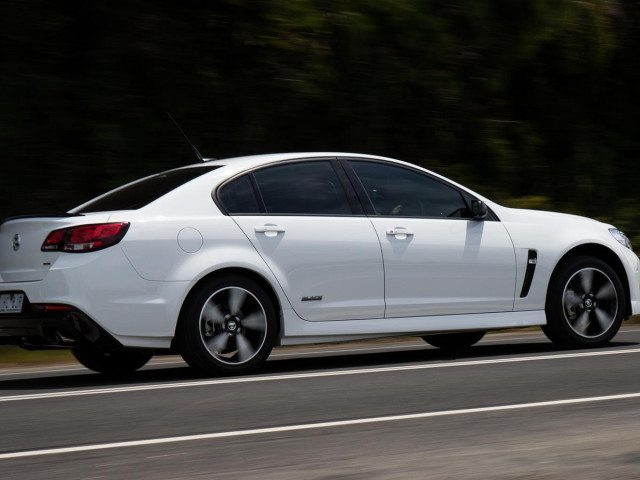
[77,166,221,213]
[218,175,260,214]
[253,161,352,215]
[350,161,470,218]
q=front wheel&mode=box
[543,256,625,348]
[422,331,486,351]
[72,349,153,375]
[178,274,278,375]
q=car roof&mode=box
[193,152,397,170]
[174,152,493,205]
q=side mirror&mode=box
[471,199,488,220]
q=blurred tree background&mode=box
[1,0,640,246]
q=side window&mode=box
[253,161,352,215]
[218,175,260,214]
[349,161,470,218]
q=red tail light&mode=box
[43,305,73,311]
[41,222,130,253]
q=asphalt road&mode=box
[2,327,640,479]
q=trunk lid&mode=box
[0,214,110,283]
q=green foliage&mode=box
[1,0,639,246]
[0,346,72,365]
[502,196,555,211]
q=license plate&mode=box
[0,293,24,314]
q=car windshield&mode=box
[76,166,221,213]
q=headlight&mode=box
[609,228,633,250]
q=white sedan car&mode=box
[1,153,639,375]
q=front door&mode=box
[346,159,516,318]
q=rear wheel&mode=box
[72,349,153,375]
[422,331,486,351]
[178,274,278,375]
[542,256,625,348]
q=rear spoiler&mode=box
[1,213,84,226]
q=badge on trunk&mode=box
[12,234,21,251]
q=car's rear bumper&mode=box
[0,302,122,350]
[0,246,192,349]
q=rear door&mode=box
[219,159,385,322]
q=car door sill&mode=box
[279,310,545,345]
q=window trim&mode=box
[339,157,499,221]
[213,157,364,217]
[247,173,267,212]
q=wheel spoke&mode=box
[203,300,225,326]
[206,332,229,353]
[235,333,254,362]
[595,282,615,301]
[563,289,582,308]
[242,312,266,332]
[572,311,590,334]
[594,307,613,332]
[229,288,248,315]
[579,269,594,293]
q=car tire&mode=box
[178,274,278,376]
[72,349,153,375]
[542,255,625,348]
[422,331,486,350]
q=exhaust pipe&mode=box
[53,330,76,346]
[69,312,101,343]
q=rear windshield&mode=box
[77,166,221,213]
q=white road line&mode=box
[2,391,640,460]
[2,347,640,403]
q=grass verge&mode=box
[0,346,73,367]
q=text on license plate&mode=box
[0,293,24,314]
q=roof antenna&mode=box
[166,112,206,162]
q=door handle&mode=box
[386,227,414,239]
[255,225,285,237]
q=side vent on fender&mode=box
[520,250,538,298]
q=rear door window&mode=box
[217,175,260,214]
[253,161,353,215]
